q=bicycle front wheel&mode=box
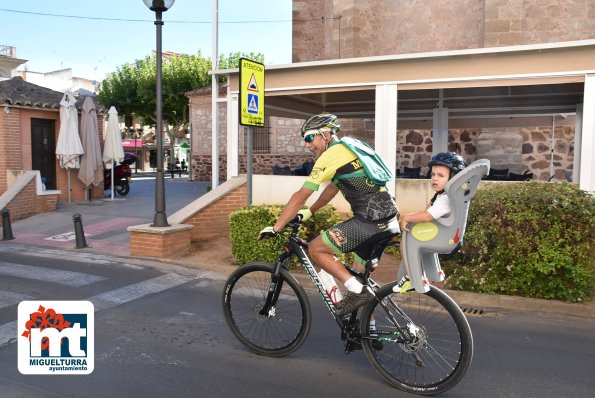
[360,284,473,395]
[222,262,312,357]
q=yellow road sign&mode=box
[239,58,265,127]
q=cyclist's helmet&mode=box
[300,113,340,138]
[428,152,467,177]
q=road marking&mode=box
[0,321,17,347]
[89,273,193,311]
[0,291,34,310]
[44,232,91,242]
[0,273,195,347]
[0,262,105,286]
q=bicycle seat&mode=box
[364,234,398,272]
[398,159,490,293]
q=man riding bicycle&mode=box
[259,113,400,316]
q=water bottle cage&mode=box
[328,286,342,306]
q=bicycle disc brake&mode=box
[254,303,276,320]
[399,323,428,367]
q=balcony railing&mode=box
[0,45,16,57]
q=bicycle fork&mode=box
[258,259,289,317]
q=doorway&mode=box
[31,118,56,189]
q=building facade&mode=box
[188,0,594,190]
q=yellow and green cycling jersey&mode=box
[303,140,398,221]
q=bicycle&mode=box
[222,216,473,395]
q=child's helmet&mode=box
[428,152,467,176]
[301,113,340,137]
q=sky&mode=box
[0,0,292,82]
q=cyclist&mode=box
[259,113,399,316]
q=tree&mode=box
[97,51,263,167]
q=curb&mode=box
[443,289,595,319]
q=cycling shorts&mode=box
[321,216,400,265]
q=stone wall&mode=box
[484,0,595,47]
[190,153,315,182]
[395,125,575,181]
[292,0,595,62]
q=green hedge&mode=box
[229,204,344,266]
[441,182,595,302]
[228,183,594,302]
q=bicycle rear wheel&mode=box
[360,283,473,395]
[222,262,312,357]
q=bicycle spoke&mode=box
[222,263,312,357]
[361,284,473,395]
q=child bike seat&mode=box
[398,159,490,293]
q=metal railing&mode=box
[244,126,271,154]
[0,45,16,57]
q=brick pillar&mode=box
[128,224,193,258]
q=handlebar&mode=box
[286,215,303,235]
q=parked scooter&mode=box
[104,152,135,196]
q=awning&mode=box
[122,139,143,148]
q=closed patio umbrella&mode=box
[55,90,84,203]
[103,106,125,200]
[78,96,103,200]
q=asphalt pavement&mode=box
[3,171,595,320]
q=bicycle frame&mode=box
[259,219,380,331]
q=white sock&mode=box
[344,277,363,294]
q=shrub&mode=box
[229,204,344,266]
[441,182,595,302]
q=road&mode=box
[1,247,595,397]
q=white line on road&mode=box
[0,261,105,286]
[89,273,194,311]
[0,273,195,347]
[0,291,34,310]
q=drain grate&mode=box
[460,307,485,316]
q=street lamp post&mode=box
[143,0,174,227]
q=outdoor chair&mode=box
[486,167,509,181]
[397,159,490,293]
[292,160,314,176]
[508,171,533,181]
[272,165,292,175]
[402,166,422,179]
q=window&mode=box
[244,126,270,154]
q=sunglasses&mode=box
[304,131,321,143]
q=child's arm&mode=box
[400,194,451,232]
[399,211,435,232]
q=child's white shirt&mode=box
[426,192,450,220]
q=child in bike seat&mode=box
[399,152,467,232]
[397,152,467,286]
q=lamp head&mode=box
[143,0,175,12]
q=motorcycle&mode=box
[104,152,135,196]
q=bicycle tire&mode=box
[222,262,312,357]
[360,283,473,395]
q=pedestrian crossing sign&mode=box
[239,58,265,127]
[247,94,258,114]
